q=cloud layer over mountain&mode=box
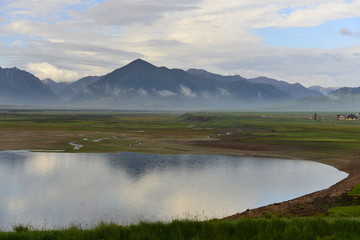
[0,0,359,87]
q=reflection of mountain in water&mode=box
[0,151,27,170]
[105,152,240,179]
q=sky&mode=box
[0,0,359,87]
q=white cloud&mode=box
[157,89,177,97]
[26,62,81,82]
[280,1,360,27]
[0,0,359,87]
[180,85,197,98]
[221,46,360,87]
[137,88,148,96]
[217,88,231,97]
[83,0,200,26]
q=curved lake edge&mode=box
[57,150,359,218]
[1,149,351,222]
[224,155,358,218]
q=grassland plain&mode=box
[1,109,360,238]
[2,217,360,240]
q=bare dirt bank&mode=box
[224,155,360,218]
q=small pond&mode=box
[0,151,347,229]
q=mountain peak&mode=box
[42,78,56,84]
[132,58,147,63]
[0,67,59,105]
[128,58,154,67]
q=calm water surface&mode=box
[0,151,347,229]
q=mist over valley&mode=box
[0,59,358,111]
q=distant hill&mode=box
[187,68,322,99]
[0,67,59,105]
[273,87,360,111]
[71,59,290,109]
[187,69,248,82]
[247,77,323,99]
[58,76,102,101]
[42,78,70,95]
[2,60,357,110]
[328,87,360,97]
[309,85,339,96]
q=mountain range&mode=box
[187,68,322,99]
[57,76,102,102]
[70,59,291,108]
[0,67,59,105]
[42,78,70,95]
[0,59,358,110]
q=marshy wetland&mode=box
[1,110,360,238]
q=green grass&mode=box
[328,206,360,217]
[347,184,360,197]
[328,184,360,217]
[2,110,360,159]
[2,217,360,240]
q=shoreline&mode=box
[225,155,360,218]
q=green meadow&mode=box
[1,110,360,160]
[2,217,360,240]
[328,183,360,217]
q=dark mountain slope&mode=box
[329,87,360,96]
[72,59,289,109]
[58,76,102,101]
[248,77,323,99]
[42,78,70,95]
[308,85,339,96]
[0,67,59,105]
[89,59,202,93]
[187,68,322,99]
[187,68,248,82]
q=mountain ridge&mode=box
[58,75,102,101]
[2,59,356,110]
[42,78,70,95]
[0,67,59,105]
[187,68,322,99]
[70,59,290,108]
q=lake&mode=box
[0,151,347,229]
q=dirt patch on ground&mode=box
[223,154,360,219]
[225,168,360,218]
[194,139,299,152]
[0,129,77,150]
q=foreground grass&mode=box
[2,217,360,240]
[328,184,360,217]
[328,206,360,217]
[347,183,360,197]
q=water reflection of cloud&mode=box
[6,197,27,214]
[0,151,348,229]
[26,153,58,176]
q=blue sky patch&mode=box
[254,17,360,49]
[3,36,22,43]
